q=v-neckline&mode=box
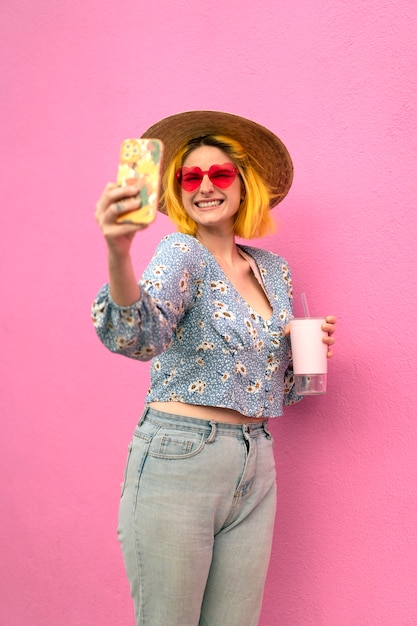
[208,245,274,323]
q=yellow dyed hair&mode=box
[161,135,276,239]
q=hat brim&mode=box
[141,110,293,213]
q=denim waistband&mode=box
[140,406,272,441]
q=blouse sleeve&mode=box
[280,259,304,406]
[91,234,204,361]
[283,365,303,405]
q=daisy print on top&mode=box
[92,232,301,417]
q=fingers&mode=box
[95,183,142,230]
[323,335,335,347]
[322,316,336,336]
[112,197,142,218]
[97,183,140,210]
[322,315,336,358]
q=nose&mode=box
[199,173,214,193]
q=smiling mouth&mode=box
[195,200,223,209]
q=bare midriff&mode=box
[148,401,268,424]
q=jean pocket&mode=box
[147,428,206,460]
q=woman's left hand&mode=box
[322,315,336,358]
[285,316,337,357]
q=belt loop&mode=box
[262,421,272,440]
[138,406,150,426]
[242,425,250,453]
[206,421,217,444]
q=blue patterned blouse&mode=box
[91,232,301,417]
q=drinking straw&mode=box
[301,293,310,317]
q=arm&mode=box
[91,183,166,359]
[95,182,145,306]
[92,228,202,361]
[278,258,304,405]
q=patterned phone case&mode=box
[116,138,164,224]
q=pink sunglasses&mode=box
[175,162,238,191]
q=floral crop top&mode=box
[91,232,301,418]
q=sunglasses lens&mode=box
[176,163,237,191]
[208,165,237,188]
[181,170,203,191]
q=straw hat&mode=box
[141,110,293,212]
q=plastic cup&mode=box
[289,318,328,395]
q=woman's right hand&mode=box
[95,183,149,258]
[95,183,149,305]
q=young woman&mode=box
[92,111,336,626]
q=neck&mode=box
[195,229,239,264]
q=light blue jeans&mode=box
[117,407,277,626]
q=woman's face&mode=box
[179,145,242,233]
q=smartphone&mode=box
[116,138,164,225]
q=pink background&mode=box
[1,1,416,624]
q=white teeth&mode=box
[197,200,222,208]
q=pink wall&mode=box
[1,1,416,624]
